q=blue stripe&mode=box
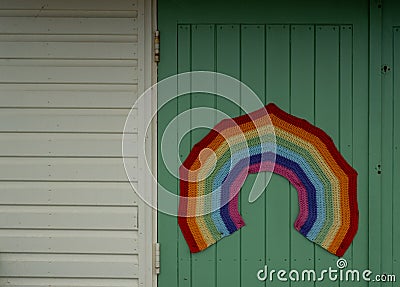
[276,146,326,239]
[209,137,329,241]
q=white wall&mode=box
[0,0,155,286]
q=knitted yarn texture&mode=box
[178,103,358,257]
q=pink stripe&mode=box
[254,161,309,231]
[227,167,248,229]
[272,164,309,230]
[224,160,309,232]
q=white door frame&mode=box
[136,0,158,286]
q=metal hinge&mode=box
[154,30,160,63]
[154,242,160,274]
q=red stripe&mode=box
[178,165,200,252]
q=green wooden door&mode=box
[158,0,397,286]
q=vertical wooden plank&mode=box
[339,25,354,259]
[393,27,400,283]
[380,24,394,284]
[314,25,340,287]
[369,2,383,283]
[339,24,356,287]
[157,119,179,278]
[177,24,192,287]
[158,24,179,287]
[216,24,241,287]
[290,24,315,272]
[265,24,290,287]
[190,24,216,287]
[351,22,369,287]
[240,24,266,287]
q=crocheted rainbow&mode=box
[178,103,358,257]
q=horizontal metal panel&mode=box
[0,157,137,181]
[0,206,138,230]
[0,0,138,11]
[0,254,138,278]
[0,59,137,67]
[0,10,138,18]
[0,133,138,157]
[0,230,138,254]
[0,34,138,43]
[0,17,137,35]
[0,65,137,84]
[0,278,138,287]
[0,109,137,133]
[0,0,150,285]
[0,84,138,108]
[0,42,138,59]
[0,182,139,205]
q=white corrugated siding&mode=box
[0,0,154,286]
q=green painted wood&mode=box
[265,24,290,287]
[382,1,400,282]
[215,24,241,287]
[381,20,394,287]
[239,24,266,287]
[158,1,379,287]
[368,1,383,284]
[289,24,316,273]
[158,0,367,25]
[177,24,192,287]
[381,1,400,283]
[190,24,217,287]
[393,26,400,281]
[314,25,340,287]
[350,13,369,286]
[157,22,178,287]
[338,24,356,287]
